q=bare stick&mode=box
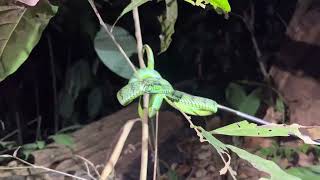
[133,8,146,68]
[87,0,137,73]
[140,94,149,180]
[152,112,159,180]
[0,155,87,180]
[100,118,140,180]
[132,5,149,180]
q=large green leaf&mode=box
[211,121,320,145]
[238,88,262,116]
[227,145,301,180]
[0,1,58,81]
[225,83,246,109]
[212,120,292,137]
[286,165,320,180]
[158,0,178,53]
[94,25,136,79]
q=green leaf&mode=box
[94,25,136,79]
[212,121,292,137]
[183,0,231,14]
[226,145,301,180]
[238,88,262,116]
[114,0,151,26]
[198,126,227,153]
[0,1,58,81]
[275,97,285,113]
[87,87,103,118]
[286,166,320,180]
[158,0,178,53]
[225,83,247,109]
[36,141,45,149]
[207,0,231,13]
[49,133,74,148]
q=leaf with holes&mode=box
[212,120,292,137]
[212,120,320,145]
[94,25,136,79]
[0,0,58,81]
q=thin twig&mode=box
[0,155,87,180]
[87,0,137,73]
[75,155,101,179]
[47,35,59,132]
[140,95,149,180]
[133,8,145,68]
[100,118,140,180]
[152,112,159,180]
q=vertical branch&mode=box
[132,5,149,180]
[133,8,146,68]
[153,112,159,180]
[47,35,58,132]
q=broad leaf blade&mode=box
[238,88,262,116]
[225,83,246,109]
[286,166,320,180]
[212,121,291,137]
[212,121,320,145]
[226,145,301,180]
[0,1,58,81]
[158,0,178,53]
[94,25,136,79]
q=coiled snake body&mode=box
[117,45,218,118]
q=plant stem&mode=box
[152,112,159,180]
[133,8,145,68]
[132,6,149,180]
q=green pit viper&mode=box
[117,45,270,125]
